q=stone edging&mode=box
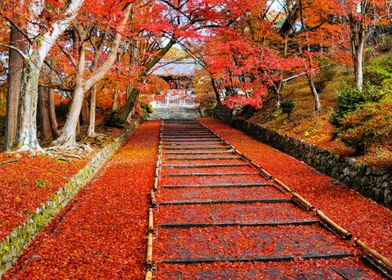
[0,118,144,276]
[213,106,391,208]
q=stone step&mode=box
[159,186,286,205]
[158,261,377,279]
[160,174,267,186]
[158,203,317,228]
[157,225,354,264]
[162,163,250,169]
[161,183,272,189]
[160,165,256,175]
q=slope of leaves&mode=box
[200,119,392,259]
[0,153,87,241]
[3,121,159,279]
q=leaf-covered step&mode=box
[157,260,379,280]
[160,174,268,186]
[159,186,287,205]
[157,225,354,264]
[158,203,317,228]
[160,165,256,175]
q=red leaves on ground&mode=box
[4,121,159,279]
[200,119,392,260]
[0,153,86,241]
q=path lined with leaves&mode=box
[2,119,391,279]
[4,121,160,279]
[154,120,385,279]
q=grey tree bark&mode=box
[87,85,97,138]
[53,5,132,147]
[52,41,87,148]
[351,27,366,92]
[15,0,85,152]
[48,72,59,138]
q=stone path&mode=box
[152,120,383,279]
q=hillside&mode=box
[249,56,391,170]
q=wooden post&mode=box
[273,178,293,193]
[291,192,314,211]
[316,210,352,239]
[150,190,157,207]
[354,238,392,271]
[145,271,153,280]
[148,208,154,232]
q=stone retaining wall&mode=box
[0,118,143,276]
[213,106,391,208]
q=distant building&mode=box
[150,59,202,107]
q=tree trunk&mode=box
[14,0,85,152]
[119,87,139,122]
[275,35,289,110]
[354,33,365,92]
[5,26,27,151]
[87,85,97,138]
[77,119,81,136]
[80,98,89,124]
[16,60,43,151]
[276,81,283,109]
[210,76,221,104]
[297,0,321,113]
[117,39,176,123]
[112,88,120,112]
[54,4,131,143]
[48,73,59,138]
[306,74,321,112]
[53,38,87,148]
[38,86,52,140]
[52,85,85,147]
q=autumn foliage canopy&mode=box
[0,0,390,151]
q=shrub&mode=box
[364,54,392,87]
[381,78,392,94]
[141,103,154,118]
[281,99,295,117]
[331,82,384,129]
[338,94,392,154]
